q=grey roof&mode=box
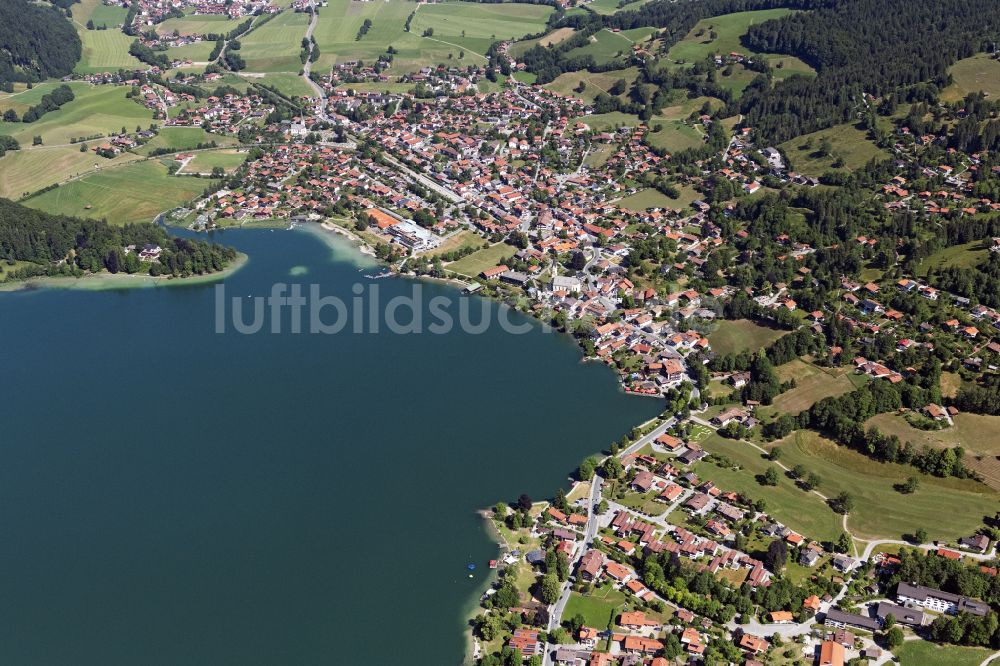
[875,602,924,626]
[824,607,881,631]
[896,582,990,616]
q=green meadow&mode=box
[25,161,217,225]
[240,10,311,73]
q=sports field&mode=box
[240,10,311,73]
[25,161,217,225]
[0,84,153,148]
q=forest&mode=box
[0,199,239,281]
[0,0,81,86]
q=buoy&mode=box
[467,563,476,571]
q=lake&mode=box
[0,227,661,665]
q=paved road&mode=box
[301,3,325,102]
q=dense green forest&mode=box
[0,0,81,86]
[0,199,239,281]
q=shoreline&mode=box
[0,252,249,293]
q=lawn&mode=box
[75,27,143,73]
[421,229,484,259]
[779,123,889,177]
[772,430,999,541]
[941,53,1000,103]
[136,127,237,156]
[0,84,153,148]
[895,640,992,666]
[179,149,248,174]
[707,319,786,356]
[768,359,856,415]
[0,146,140,200]
[914,239,989,277]
[695,434,843,542]
[24,161,217,225]
[156,14,248,37]
[866,412,1000,490]
[563,585,628,630]
[240,10,310,73]
[446,242,517,278]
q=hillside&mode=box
[0,0,82,86]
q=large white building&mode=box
[896,582,989,616]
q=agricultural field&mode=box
[240,10,310,73]
[768,359,856,415]
[135,127,236,156]
[941,53,1000,103]
[256,73,317,99]
[0,84,153,148]
[646,119,705,153]
[0,82,85,117]
[178,149,248,174]
[695,434,843,542]
[866,412,1000,490]
[770,430,999,541]
[779,123,889,177]
[445,243,517,278]
[409,2,554,60]
[583,0,654,14]
[0,146,140,200]
[156,14,248,37]
[24,161,217,225]
[508,27,576,59]
[75,27,143,73]
[707,319,786,355]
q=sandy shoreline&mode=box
[0,252,249,293]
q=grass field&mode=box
[576,111,640,131]
[772,430,998,541]
[615,188,680,211]
[563,586,628,630]
[866,412,1000,490]
[895,641,992,666]
[446,243,517,277]
[179,149,248,174]
[136,127,237,155]
[544,67,640,104]
[942,53,1000,103]
[421,230,484,259]
[566,29,634,67]
[583,0,654,14]
[915,239,989,277]
[647,119,705,152]
[310,0,550,73]
[75,27,143,74]
[256,72,317,98]
[695,434,843,542]
[72,0,128,28]
[708,319,786,356]
[769,359,856,414]
[0,146,141,200]
[667,9,806,67]
[24,161,216,225]
[156,14,248,37]
[167,41,217,63]
[240,10,310,73]
[508,27,576,59]
[0,82,85,117]
[779,123,889,177]
[0,84,153,148]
